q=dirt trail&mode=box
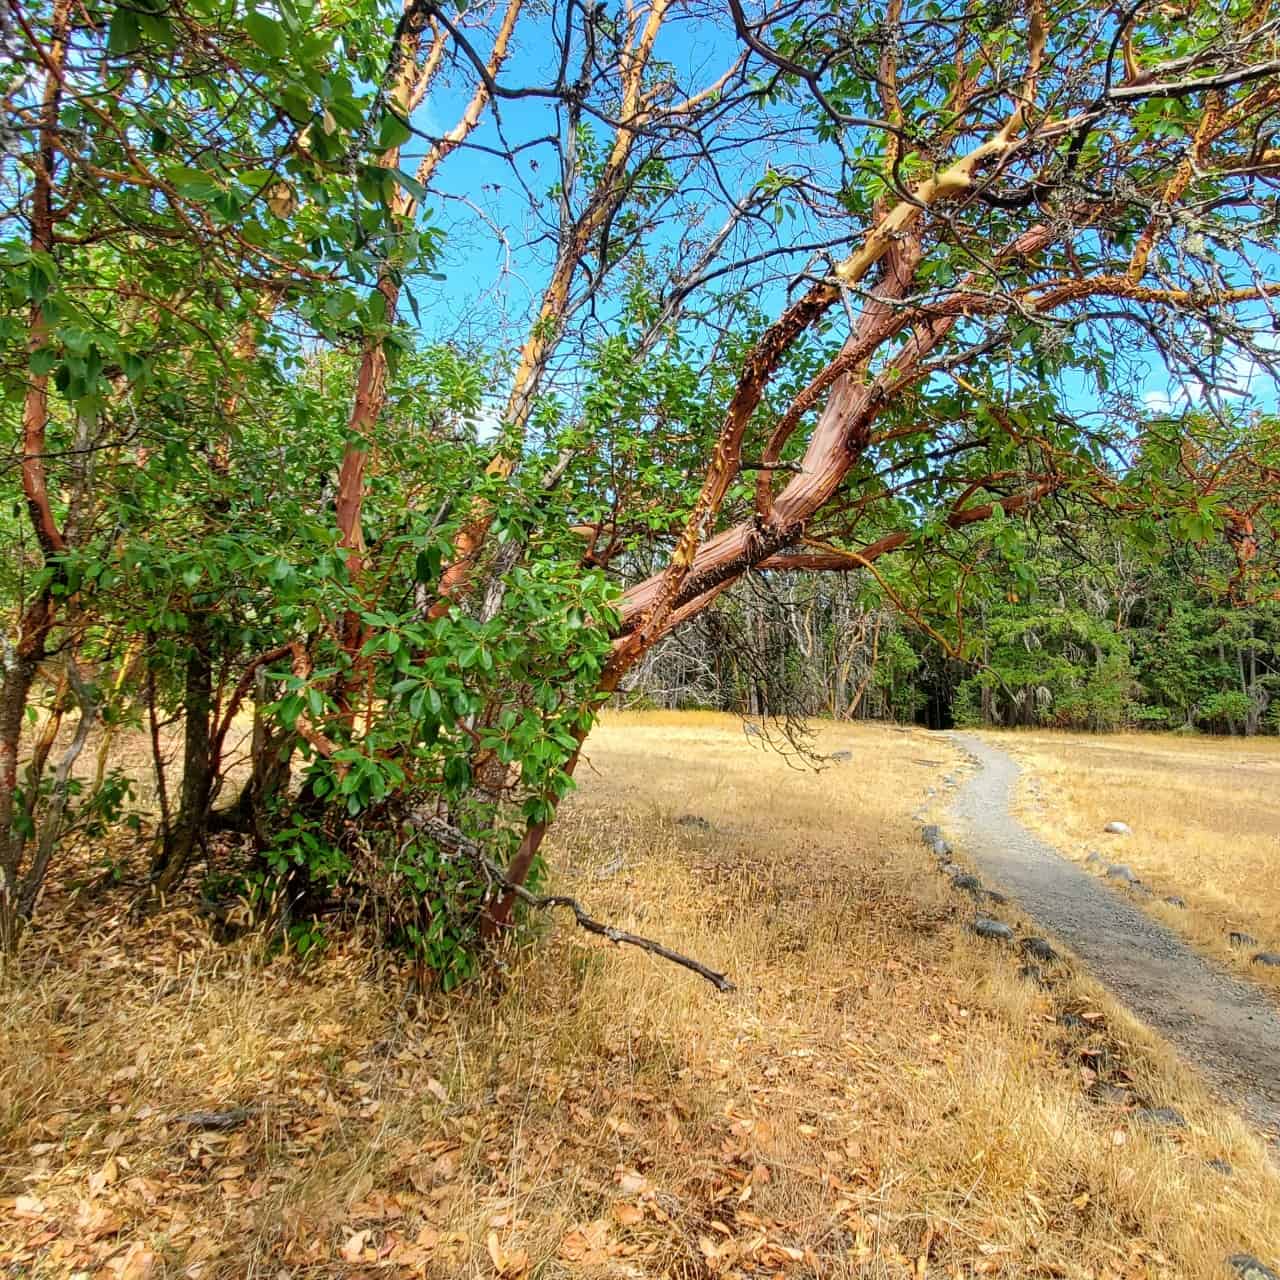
[949,733,1280,1138]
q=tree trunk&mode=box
[151,616,214,894]
[0,596,56,953]
[212,673,294,847]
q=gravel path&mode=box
[949,733,1280,1138]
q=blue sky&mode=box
[391,6,1280,433]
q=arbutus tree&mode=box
[449,0,1280,939]
[1,0,434,944]
[4,0,1280,981]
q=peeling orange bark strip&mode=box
[21,0,72,559]
[337,0,523,587]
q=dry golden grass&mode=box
[2,713,1279,1279]
[993,729,1280,986]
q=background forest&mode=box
[631,521,1280,735]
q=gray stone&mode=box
[1208,1158,1233,1175]
[929,836,951,858]
[982,889,1008,905]
[676,814,711,831]
[830,749,853,763]
[1021,936,1057,963]
[1106,864,1139,884]
[972,917,1014,942]
[1018,963,1049,987]
[1229,1255,1280,1280]
[1134,1105,1187,1129]
[1230,931,1259,949]
[921,824,941,846]
[952,874,983,894]
[941,862,964,878]
[1164,896,1186,908]
[1252,952,1280,967]
[1104,821,1132,835]
[1085,851,1103,866]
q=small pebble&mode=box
[921,824,941,846]
[1208,1158,1233,1175]
[1252,952,1280,967]
[1104,821,1132,835]
[1018,962,1049,987]
[1230,931,1259,949]
[830,749,852,763]
[1106,864,1139,884]
[952,874,982,894]
[1085,851,1103,866]
[1164,896,1186,908]
[982,889,1007,905]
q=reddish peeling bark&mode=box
[336,0,522,665]
[1,0,73,950]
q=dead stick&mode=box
[410,812,736,992]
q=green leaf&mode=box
[108,7,142,54]
[378,113,413,151]
[392,168,429,203]
[245,11,287,56]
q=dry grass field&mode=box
[2,712,1279,1279]
[996,731,1280,988]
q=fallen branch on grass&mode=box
[409,812,736,992]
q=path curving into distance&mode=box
[948,733,1280,1138]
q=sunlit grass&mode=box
[1,715,1277,1277]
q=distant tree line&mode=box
[628,517,1280,736]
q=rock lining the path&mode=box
[1230,931,1259,949]
[972,917,1014,942]
[1252,952,1280,967]
[1105,864,1139,884]
[1021,936,1057,963]
[1104,821,1132,835]
[1230,1255,1280,1280]
[1133,1105,1187,1129]
[948,733,1280,1135]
